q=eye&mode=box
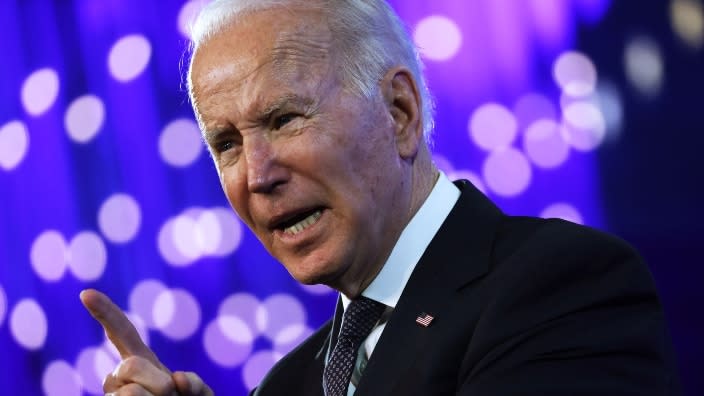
[272,113,297,130]
[215,140,234,153]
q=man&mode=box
[80,0,679,394]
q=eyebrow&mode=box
[255,93,313,123]
[203,94,315,145]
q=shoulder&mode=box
[490,216,649,283]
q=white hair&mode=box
[187,0,435,141]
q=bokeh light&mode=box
[562,101,606,151]
[594,82,625,142]
[553,51,598,97]
[75,346,118,395]
[129,279,169,328]
[30,230,69,282]
[159,118,203,167]
[299,283,335,296]
[203,315,255,367]
[98,193,142,243]
[159,207,243,266]
[513,93,557,130]
[482,148,532,197]
[21,68,60,116]
[67,231,108,282]
[468,103,518,151]
[107,34,152,82]
[153,288,202,340]
[41,360,83,396]
[624,36,664,97]
[523,119,570,168]
[242,351,279,391]
[414,16,463,61]
[0,120,30,171]
[540,202,584,224]
[0,284,6,327]
[178,0,208,38]
[10,299,48,350]
[64,94,106,143]
[259,294,306,342]
[670,0,704,49]
[273,325,313,356]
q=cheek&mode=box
[220,169,252,223]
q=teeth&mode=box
[283,210,322,235]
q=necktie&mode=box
[324,296,385,396]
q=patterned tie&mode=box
[324,296,386,396]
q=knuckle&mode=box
[119,356,147,379]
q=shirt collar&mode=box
[341,171,460,310]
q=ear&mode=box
[380,67,424,160]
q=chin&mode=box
[285,256,346,288]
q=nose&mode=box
[243,133,289,194]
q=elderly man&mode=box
[81,0,679,395]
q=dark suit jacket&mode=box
[253,180,679,395]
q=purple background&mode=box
[0,0,701,395]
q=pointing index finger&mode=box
[80,289,167,372]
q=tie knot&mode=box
[339,296,386,342]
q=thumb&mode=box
[173,371,214,396]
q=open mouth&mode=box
[275,208,324,236]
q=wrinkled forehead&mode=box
[189,6,334,99]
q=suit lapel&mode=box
[354,180,504,395]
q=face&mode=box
[189,7,414,295]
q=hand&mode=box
[80,289,214,395]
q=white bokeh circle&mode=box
[469,103,518,151]
[67,231,108,281]
[152,288,201,340]
[259,294,306,342]
[522,119,570,169]
[178,1,208,38]
[129,279,169,329]
[42,360,82,396]
[98,193,141,243]
[159,118,203,167]
[482,148,532,197]
[0,120,30,170]
[159,207,243,267]
[242,350,280,391]
[21,68,60,116]
[64,94,106,143]
[624,36,664,98]
[553,51,597,97]
[562,101,606,151]
[414,15,463,61]
[203,316,254,367]
[75,346,118,395]
[30,230,69,282]
[10,298,48,350]
[108,34,152,82]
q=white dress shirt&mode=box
[339,172,460,395]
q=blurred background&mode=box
[0,0,701,394]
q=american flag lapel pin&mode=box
[415,312,434,327]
